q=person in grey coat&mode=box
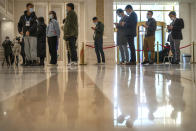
[115,9,129,64]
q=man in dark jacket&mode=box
[122,5,138,65]
[18,3,37,66]
[167,11,184,64]
[91,17,105,64]
[142,11,157,65]
[64,3,78,66]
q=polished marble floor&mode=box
[0,64,196,131]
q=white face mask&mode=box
[147,15,151,19]
[171,17,175,21]
[29,8,34,13]
[94,22,98,25]
[49,14,53,19]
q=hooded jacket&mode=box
[18,11,37,37]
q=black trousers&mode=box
[67,36,78,62]
[127,36,136,62]
[48,36,58,64]
[94,38,105,63]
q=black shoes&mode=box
[142,60,154,65]
[142,61,149,65]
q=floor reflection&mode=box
[0,65,195,131]
[113,65,189,128]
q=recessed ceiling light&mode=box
[2,18,6,20]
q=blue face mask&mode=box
[29,8,34,13]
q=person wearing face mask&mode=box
[91,17,105,64]
[114,9,129,65]
[64,3,78,66]
[142,11,157,65]
[167,11,184,64]
[46,11,60,66]
[18,3,37,66]
[121,5,138,65]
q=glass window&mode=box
[141,5,164,10]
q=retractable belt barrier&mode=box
[84,41,196,64]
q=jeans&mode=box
[67,36,78,62]
[94,38,105,63]
[119,44,129,62]
[170,35,181,62]
[127,36,136,62]
[48,36,58,64]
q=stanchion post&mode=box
[193,41,195,64]
[80,42,85,65]
[117,46,120,64]
[157,41,159,64]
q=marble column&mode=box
[96,0,104,23]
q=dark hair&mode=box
[5,36,9,39]
[148,11,153,15]
[125,5,133,10]
[50,11,57,20]
[26,3,34,8]
[169,11,176,16]
[116,9,124,14]
[92,17,98,21]
[38,17,45,24]
[63,18,66,24]
[67,3,74,10]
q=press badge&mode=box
[26,21,30,27]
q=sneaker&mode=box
[73,62,78,66]
[67,63,72,66]
[142,61,149,65]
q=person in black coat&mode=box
[167,11,184,64]
[37,17,47,66]
[122,5,138,65]
[18,3,38,66]
[2,36,14,66]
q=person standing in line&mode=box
[62,18,71,65]
[64,3,78,66]
[2,37,14,66]
[142,11,157,65]
[18,3,38,66]
[122,5,138,65]
[91,17,105,64]
[46,11,60,65]
[37,17,47,66]
[115,9,129,65]
[167,11,184,64]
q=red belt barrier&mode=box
[86,45,117,50]
[179,44,192,49]
[86,43,193,51]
